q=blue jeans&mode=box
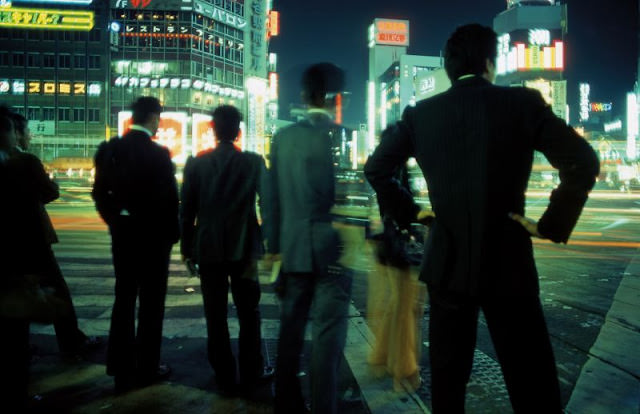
[274,268,353,414]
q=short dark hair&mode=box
[131,96,162,124]
[8,112,27,136]
[301,63,345,106]
[444,24,498,82]
[212,105,242,142]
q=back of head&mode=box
[444,24,497,82]
[131,96,162,125]
[301,63,345,107]
[212,105,242,142]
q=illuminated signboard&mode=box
[373,18,409,47]
[579,83,590,122]
[0,7,94,30]
[590,102,612,112]
[113,76,244,99]
[193,0,247,30]
[604,119,622,133]
[496,29,563,75]
[268,10,279,37]
[10,0,93,4]
[118,111,188,161]
[508,0,555,7]
[192,113,215,156]
[1,80,101,96]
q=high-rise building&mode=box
[110,0,277,163]
[493,0,568,122]
[0,0,109,161]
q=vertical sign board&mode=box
[244,0,267,155]
[117,111,187,161]
[373,18,409,47]
[191,113,215,156]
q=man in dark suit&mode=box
[267,63,352,414]
[181,105,272,395]
[8,112,101,357]
[364,24,600,413]
[92,96,179,392]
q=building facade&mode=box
[0,0,109,162]
[493,0,568,121]
[110,0,276,163]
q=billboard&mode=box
[414,68,451,102]
[191,113,215,156]
[0,6,94,30]
[117,111,188,161]
[525,79,567,121]
[497,29,563,75]
[372,18,409,47]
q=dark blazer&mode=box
[92,129,179,244]
[365,76,599,297]
[266,111,342,274]
[180,141,266,264]
[2,150,59,274]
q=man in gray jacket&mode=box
[267,63,352,414]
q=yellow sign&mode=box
[0,7,94,31]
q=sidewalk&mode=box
[566,249,640,414]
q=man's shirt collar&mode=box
[129,124,154,137]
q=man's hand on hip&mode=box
[509,213,545,238]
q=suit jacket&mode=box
[365,76,599,297]
[92,129,179,244]
[2,150,59,274]
[180,141,266,264]
[266,111,342,275]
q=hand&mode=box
[416,210,436,226]
[509,213,545,238]
[263,253,281,270]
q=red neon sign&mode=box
[130,0,152,9]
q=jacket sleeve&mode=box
[364,119,421,228]
[28,155,59,204]
[160,148,180,245]
[91,141,119,225]
[526,89,600,243]
[180,156,197,257]
[255,154,269,248]
[265,134,280,254]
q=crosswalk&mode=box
[30,230,315,341]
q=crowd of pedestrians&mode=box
[0,23,600,414]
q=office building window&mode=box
[27,107,40,120]
[42,107,55,121]
[59,54,71,68]
[74,55,86,69]
[12,106,25,116]
[0,52,8,66]
[61,31,72,41]
[88,108,100,122]
[74,31,85,42]
[27,30,41,41]
[89,29,101,42]
[27,53,40,68]
[43,54,55,68]
[43,31,55,41]
[88,55,100,69]
[58,108,71,122]
[73,108,85,122]
[11,29,25,40]
[12,53,24,66]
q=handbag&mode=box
[0,274,70,324]
[374,217,424,268]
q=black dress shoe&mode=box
[137,363,172,387]
[259,366,275,381]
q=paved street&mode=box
[25,189,640,413]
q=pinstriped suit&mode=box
[365,76,599,412]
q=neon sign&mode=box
[579,83,590,122]
[373,18,409,47]
[590,102,612,113]
[0,7,94,30]
[1,80,101,96]
[10,0,93,4]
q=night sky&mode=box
[269,0,638,127]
